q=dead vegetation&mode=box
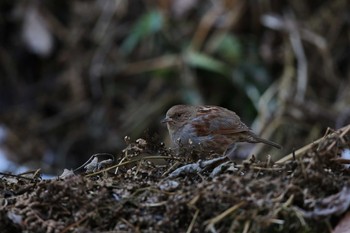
[1,125,349,232]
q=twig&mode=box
[60,214,90,233]
[242,220,250,233]
[276,124,350,164]
[186,209,199,233]
[234,164,284,171]
[85,155,178,177]
[73,153,114,174]
[0,172,37,181]
[205,201,245,232]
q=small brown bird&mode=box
[162,105,281,156]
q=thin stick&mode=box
[186,209,199,233]
[276,124,350,164]
[85,156,178,177]
[205,201,245,232]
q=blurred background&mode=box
[0,0,349,174]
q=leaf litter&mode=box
[1,125,350,233]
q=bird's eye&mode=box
[176,113,182,118]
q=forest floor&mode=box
[1,125,350,233]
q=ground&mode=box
[1,125,350,233]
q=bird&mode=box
[162,105,281,157]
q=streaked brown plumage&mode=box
[162,105,281,156]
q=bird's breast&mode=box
[173,124,222,149]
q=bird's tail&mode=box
[248,133,282,149]
[256,137,282,149]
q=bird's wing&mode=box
[192,106,250,136]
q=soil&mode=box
[1,126,350,233]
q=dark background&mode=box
[0,0,349,173]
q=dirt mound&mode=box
[1,126,350,233]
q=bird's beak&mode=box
[161,117,172,124]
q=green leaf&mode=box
[216,34,242,61]
[185,50,230,75]
[121,10,164,54]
